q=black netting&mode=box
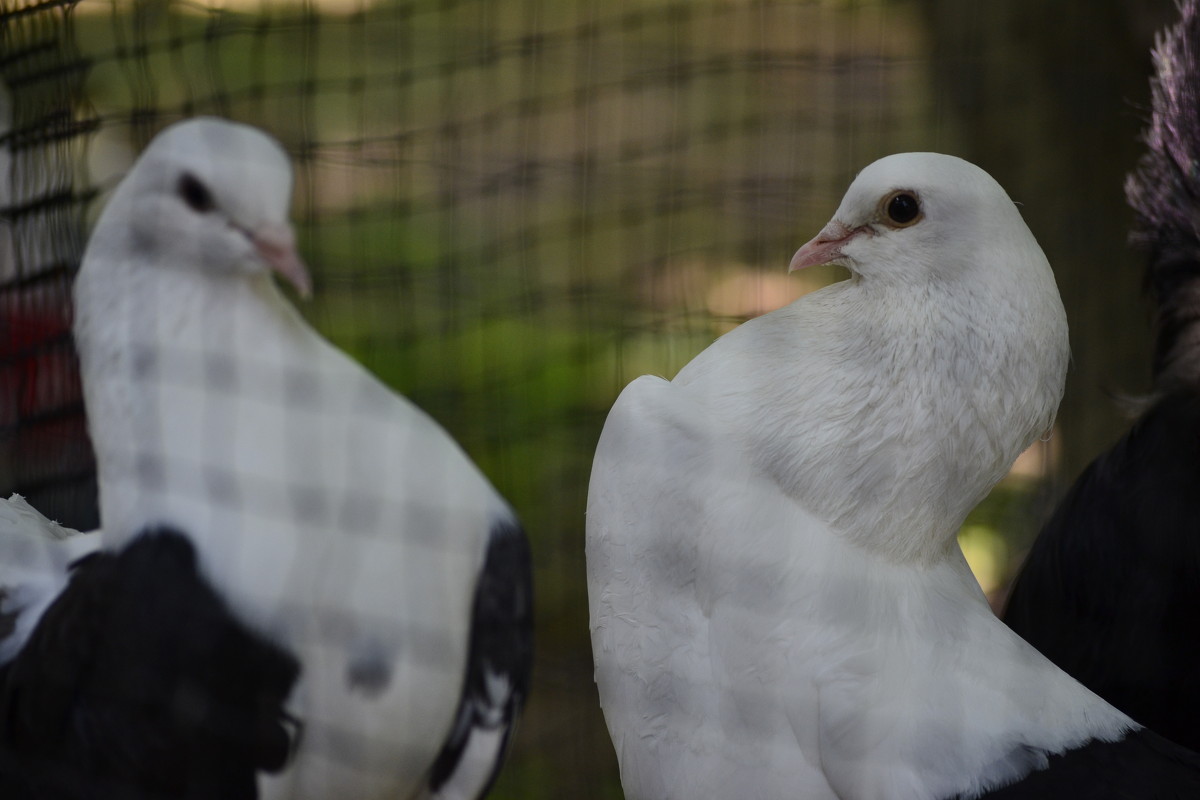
[0,0,1179,797]
[1,0,96,530]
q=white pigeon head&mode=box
[91,116,310,297]
[762,152,1070,556]
[791,153,1036,287]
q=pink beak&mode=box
[254,223,312,299]
[789,220,863,272]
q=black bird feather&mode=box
[971,728,1200,800]
[427,518,533,799]
[1004,0,1200,754]
[1127,0,1200,388]
[0,527,300,799]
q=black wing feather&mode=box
[1004,0,1200,755]
[427,517,533,799]
[1004,394,1200,753]
[970,729,1200,799]
[0,527,300,799]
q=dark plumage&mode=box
[975,728,1200,800]
[1003,394,1200,752]
[0,528,300,799]
[428,518,534,799]
[1125,1,1200,387]
[1004,0,1200,754]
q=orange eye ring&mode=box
[880,190,922,228]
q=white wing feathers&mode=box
[0,494,99,665]
[587,375,842,799]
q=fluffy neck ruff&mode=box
[674,270,1066,564]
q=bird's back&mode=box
[587,373,842,799]
[588,370,1134,800]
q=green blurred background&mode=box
[0,0,1182,796]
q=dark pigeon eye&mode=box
[177,172,215,213]
[882,190,921,227]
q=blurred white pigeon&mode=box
[587,153,1200,799]
[73,117,531,800]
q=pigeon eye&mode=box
[178,172,215,213]
[882,191,921,227]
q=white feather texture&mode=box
[0,494,99,665]
[74,118,514,800]
[586,153,1133,800]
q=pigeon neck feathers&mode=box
[74,118,320,559]
[674,153,1069,564]
[75,227,314,561]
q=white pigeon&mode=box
[0,494,99,665]
[73,117,531,800]
[587,153,1200,799]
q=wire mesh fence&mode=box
[0,0,1177,797]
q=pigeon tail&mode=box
[1126,0,1200,388]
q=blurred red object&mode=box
[0,277,97,530]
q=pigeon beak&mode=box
[254,224,312,299]
[789,220,863,272]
